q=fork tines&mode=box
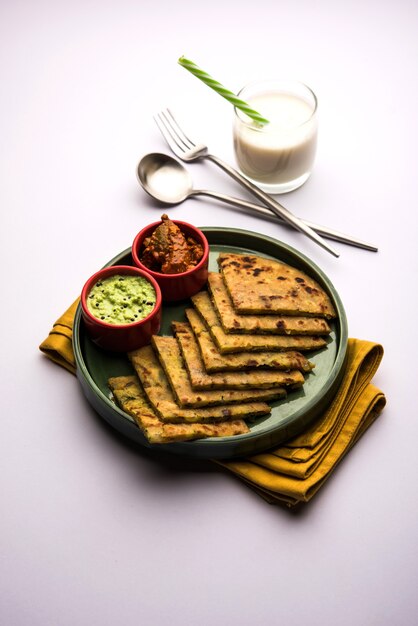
[154,108,195,155]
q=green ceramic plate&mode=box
[73,228,348,459]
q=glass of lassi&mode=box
[233,80,318,194]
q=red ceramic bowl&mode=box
[80,265,162,352]
[131,220,209,302]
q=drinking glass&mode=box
[233,79,318,194]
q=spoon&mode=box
[137,153,378,252]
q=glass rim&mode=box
[234,79,318,131]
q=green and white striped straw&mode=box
[178,56,269,125]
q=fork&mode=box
[154,108,340,258]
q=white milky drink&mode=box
[233,81,318,193]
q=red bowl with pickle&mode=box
[131,214,209,302]
[80,265,162,352]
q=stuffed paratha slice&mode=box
[184,308,315,373]
[218,253,337,318]
[129,345,272,422]
[151,335,289,407]
[172,320,300,391]
[208,272,331,335]
[191,291,327,354]
[108,375,250,443]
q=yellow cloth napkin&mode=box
[39,299,80,374]
[218,338,385,506]
[39,302,386,507]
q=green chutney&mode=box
[87,274,156,325]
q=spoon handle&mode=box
[195,189,378,252]
[205,153,340,258]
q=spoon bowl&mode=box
[137,153,194,204]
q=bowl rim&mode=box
[80,264,162,329]
[132,219,210,278]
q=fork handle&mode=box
[195,189,378,252]
[205,153,340,258]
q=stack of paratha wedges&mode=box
[108,252,337,445]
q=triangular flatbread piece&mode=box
[184,308,315,373]
[152,335,289,407]
[172,320,302,391]
[129,345,271,422]
[108,375,250,442]
[218,253,336,318]
[191,291,327,354]
[208,272,331,334]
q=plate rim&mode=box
[73,227,348,457]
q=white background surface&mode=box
[1,1,418,624]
